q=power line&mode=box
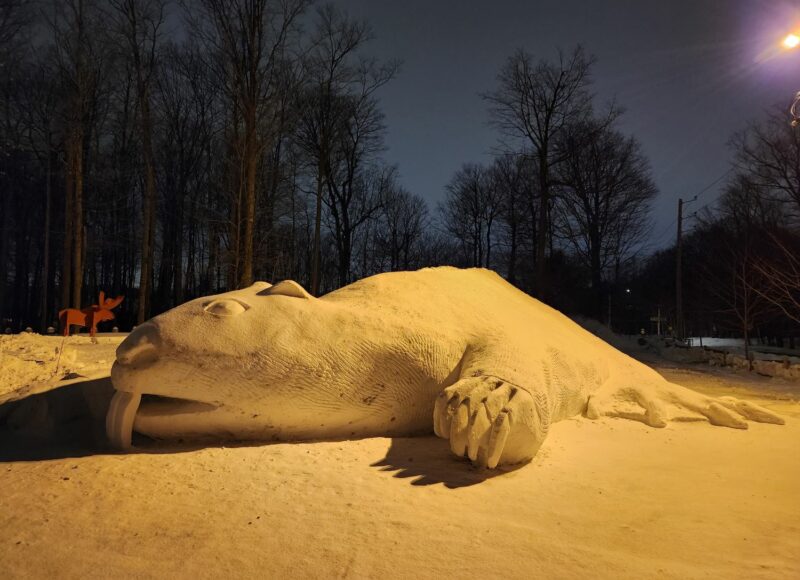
[686,167,733,204]
[682,167,734,221]
[650,216,677,247]
[649,168,734,249]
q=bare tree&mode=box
[19,56,60,329]
[378,185,428,271]
[554,117,657,318]
[751,232,800,324]
[440,163,501,268]
[298,4,398,294]
[0,1,431,330]
[186,0,308,288]
[0,0,30,52]
[324,94,394,286]
[50,0,108,310]
[153,42,219,307]
[490,154,533,286]
[110,0,166,322]
[697,227,773,367]
[0,0,34,322]
[484,47,594,299]
[692,179,780,364]
[729,107,800,326]
[732,108,800,222]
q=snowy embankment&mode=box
[0,333,798,579]
[574,321,800,381]
[0,334,125,405]
[655,341,800,380]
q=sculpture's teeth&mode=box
[106,391,142,449]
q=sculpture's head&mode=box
[107,280,327,448]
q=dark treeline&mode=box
[440,47,658,322]
[1,0,443,331]
[1,0,798,345]
[636,108,800,349]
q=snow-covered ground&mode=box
[0,333,798,579]
[0,333,125,405]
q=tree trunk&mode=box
[137,77,156,323]
[485,219,493,270]
[535,153,549,300]
[311,163,324,296]
[40,148,52,330]
[527,195,538,293]
[71,129,85,309]
[228,185,241,290]
[590,230,603,319]
[174,192,184,305]
[226,125,242,291]
[507,217,517,285]
[0,162,10,320]
[239,115,257,288]
[62,141,74,315]
[338,226,351,288]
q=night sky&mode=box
[333,0,800,250]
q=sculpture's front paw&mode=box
[433,376,549,468]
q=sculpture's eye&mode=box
[204,299,248,317]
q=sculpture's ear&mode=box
[251,281,272,291]
[259,279,312,299]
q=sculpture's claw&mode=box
[467,402,492,464]
[448,400,470,457]
[487,410,511,469]
[434,376,547,468]
[717,396,785,425]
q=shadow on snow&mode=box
[0,379,525,487]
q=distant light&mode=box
[783,33,800,49]
[625,288,631,294]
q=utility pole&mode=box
[675,198,684,341]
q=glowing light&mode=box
[782,33,800,49]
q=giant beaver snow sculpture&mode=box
[107,267,783,468]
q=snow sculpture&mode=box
[106,267,784,468]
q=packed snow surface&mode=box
[105,267,783,467]
[0,360,798,579]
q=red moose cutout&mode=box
[60,292,124,337]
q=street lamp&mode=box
[783,33,800,49]
[783,32,800,126]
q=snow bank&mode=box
[0,334,124,405]
[653,342,800,380]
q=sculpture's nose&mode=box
[117,322,161,366]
